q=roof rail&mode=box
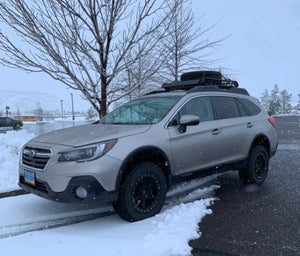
[188,85,249,95]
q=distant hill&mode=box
[0,90,61,116]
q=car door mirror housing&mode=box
[178,115,200,133]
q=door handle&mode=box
[247,122,253,128]
[211,128,221,135]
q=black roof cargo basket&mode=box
[161,70,249,95]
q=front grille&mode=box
[20,176,48,194]
[22,146,51,169]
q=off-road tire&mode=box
[239,145,269,185]
[238,168,250,184]
[114,162,167,222]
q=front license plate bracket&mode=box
[24,170,35,185]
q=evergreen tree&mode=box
[260,89,270,113]
[296,94,300,113]
[268,84,281,116]
[280,89,292,114]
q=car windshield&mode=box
[99,97,180,125]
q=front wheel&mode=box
[14,123,21,129]
[239,145,269,185]
[114,162,167,222]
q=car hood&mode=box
[30,123,151,147]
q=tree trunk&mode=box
[100,76,107,118]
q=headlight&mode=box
[58,139,117,162]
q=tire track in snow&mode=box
[0,211,114,238]
[0,175,219,239]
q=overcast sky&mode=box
[0,0,299,107]
[193,0,300,103]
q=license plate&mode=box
[24,170,35,185]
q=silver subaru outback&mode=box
[19,71,278,222]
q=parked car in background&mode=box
[19,71,278,222]
[0,117,23,129]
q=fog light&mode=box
[75,186,88,199]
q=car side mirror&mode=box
[178,115,200,133]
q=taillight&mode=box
[268,118,275,128]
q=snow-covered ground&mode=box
[0,121,93,193]
[0,183,218,256]
[0,129,35,193]
[0,127,220,256]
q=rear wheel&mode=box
[114,162,167,222]
[239,145,269,185]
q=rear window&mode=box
[239,98,261,116]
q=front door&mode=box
[167,96,223,175]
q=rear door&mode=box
[167,96,223,175]
[212,96,253,163]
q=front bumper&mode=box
[19,175,118,204]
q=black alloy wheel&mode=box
[114,162,167,222]
[239,145,269,185]
[133,175,160,213]
[254,153,267,180]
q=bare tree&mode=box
[109,40,167,105]
[160,0,226,81]
[33,104,44,121]
[0,0,172,117]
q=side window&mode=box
[169,96,213,126]
[239,98,261,116]
[213,96,240,119]
[236,98,248,117]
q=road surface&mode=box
[190,116,300,256]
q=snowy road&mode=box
[0,176,218,238]
[0,175,219,256]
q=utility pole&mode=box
[70,93,75,120]
[60,100,64,119]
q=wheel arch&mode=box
[115,146,171,192]
[248,134,271,158]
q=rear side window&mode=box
[239,98,261,116]
[213,96,240,119]
[236,99,248,117]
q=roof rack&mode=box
[160,71,249,96]
[144,71,249,96]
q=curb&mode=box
[0,189,29,199]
